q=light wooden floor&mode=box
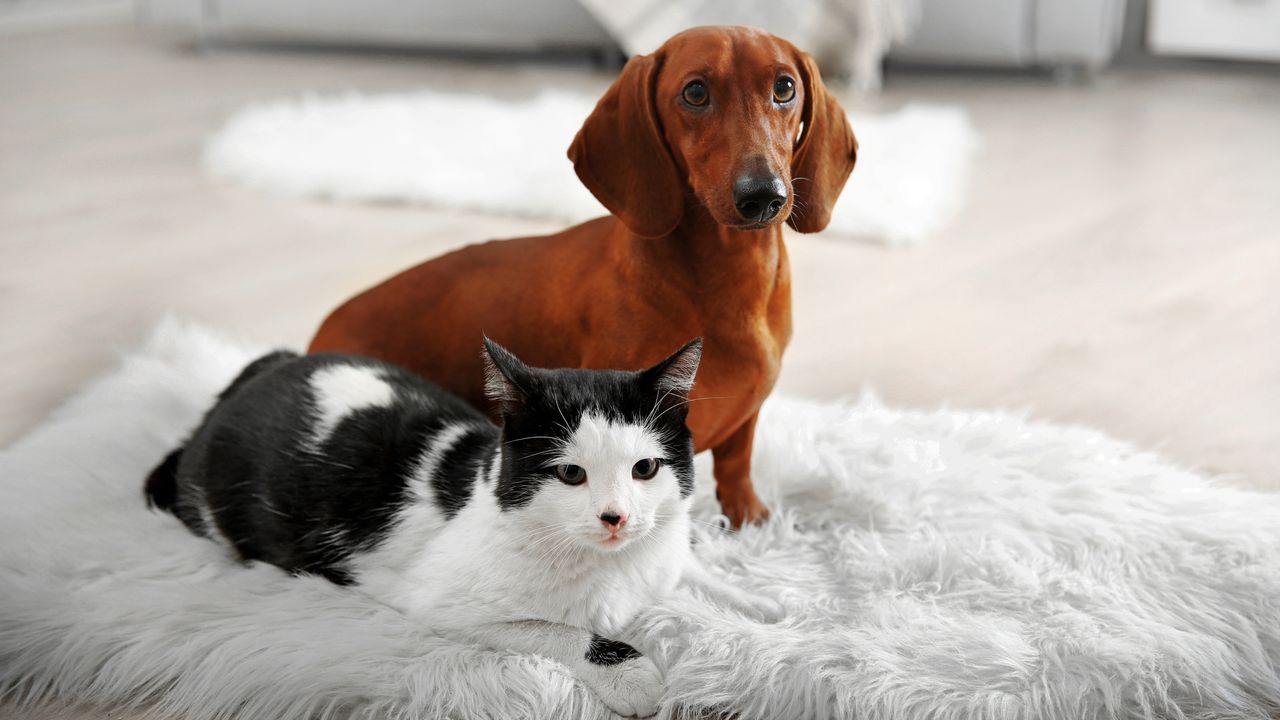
[2,13,1280,720]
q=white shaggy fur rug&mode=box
[3,321,1280,720]
[204,89,977,247]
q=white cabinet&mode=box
[890,0,1126,71]
[1149,0,1280,61]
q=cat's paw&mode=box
[582,655,664,718]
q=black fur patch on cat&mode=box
[431,426,495,519]
[486,339,701,511]
[145,350,299,513]
[144,448,182,512]
[585,634,643,666]
[151,352,494,581]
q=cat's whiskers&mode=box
[688,517,729,533]
[253,494,291,519]
[641,391,664,429]
[642,385,683,429]
[519,521,581,555]
[550,396,576,438]
[503,435,561,445]
[520,522,573,542]
[517,520,573,542]
[528,531,589,574]
[519,447,567,461]
[656,505,728,533]
[522,530,564,560]
[644,394,731,432]
[522,534,570,569]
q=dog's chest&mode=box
[714,318,784,388]
[682,249,791,441]
[685,316,784,440]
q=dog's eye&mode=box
[682,80,709,107]
[773,76,796,104]
[632,458,661,480]
[555,464,587,485]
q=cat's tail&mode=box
[145,447,183,511]
[145,349,299,512]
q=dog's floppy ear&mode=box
[788,51,858,234]
[569,53,683,239]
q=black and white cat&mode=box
[145,338,773,717]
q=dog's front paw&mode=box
[717,485,770,529]
[582,654,663,718]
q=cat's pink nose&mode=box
[599,510,627,532]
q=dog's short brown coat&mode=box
[310,26,857,527]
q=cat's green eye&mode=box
[555,464,587,486]
[632,458,661,480]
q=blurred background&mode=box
[1,0,1277,497]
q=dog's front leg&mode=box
[711,412,770,528]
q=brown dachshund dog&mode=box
[310,26,857,527]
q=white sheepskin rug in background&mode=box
[204,89,977,247]
[3,320,1280,720]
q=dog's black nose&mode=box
[733,174,788,223]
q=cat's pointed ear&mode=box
[641,338,703,403]
[482,338,533,415]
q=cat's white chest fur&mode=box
[356,488,692,637]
